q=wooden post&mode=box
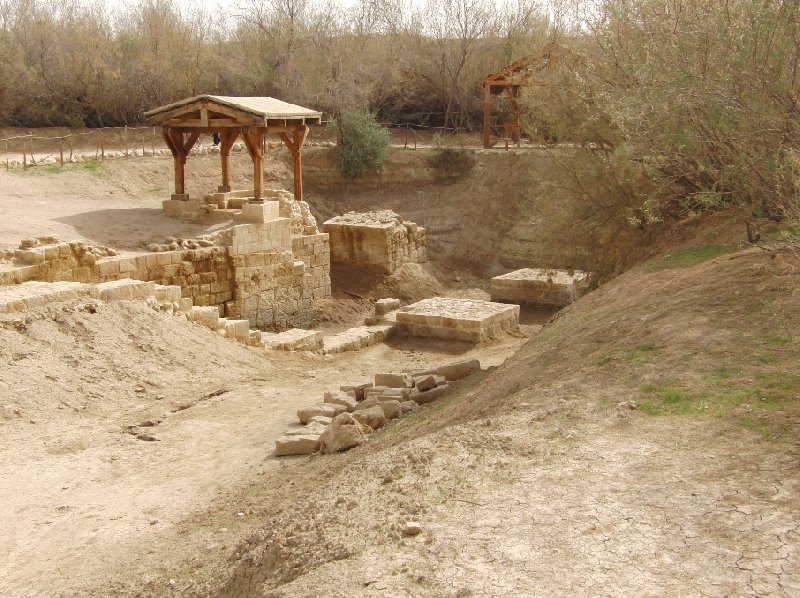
[23,137,27,170]
[5,139,8,171]
[69,135,73,163]
[59,139,64,166]
[483,84,492,149]
[151,127,156,155]
[241,127,265,200]
[219,129,239,192]
[510,86,521,147]
[124,125,128,157]
[100,130,105,160]
[163,127,200,197]
[292,125,306,201]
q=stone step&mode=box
[321,324,395,355]
[262,328,323,351]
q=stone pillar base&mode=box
[217,185,231,192]
[171,193,190,201]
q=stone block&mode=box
[396,298,519,343]
[187,306,220,329]
[275,434,320,456]
[154,284,182,302]
[375,297,401,315]
[413,374,437,391]
[436,358,481,381]
[324,390,358,411]
[297,403,347,424]
[224,319,251,343]
[374,372,414,389]
[400,400,419,414]
[351,405,386,430]
[380,400,402,420]
[490,268,597,306]
[340,382,373,401]
[319,412,369,454]
[94,279,155,301]
[364,386,411,401]
[234,201,280,223]
[409,383,450,405]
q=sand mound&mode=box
[0,298,267,426]
[372,262,444,303]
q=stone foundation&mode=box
[395,297,519,343]
[0,190,332,331]
[323,210,426,274]
[490,268,597,306]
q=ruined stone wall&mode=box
[323,210,426,274]
[0,240,232,307]
[0,214,332,331]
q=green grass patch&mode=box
[646,244,739,271]
[12,158,106,176]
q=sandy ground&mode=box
[1,151,798,597]
[0,297,532,597]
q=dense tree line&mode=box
[1,0,796,219]
[0,0,547,128]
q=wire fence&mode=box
[0,121,487,171]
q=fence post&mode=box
[59,139,64,166]
[69,135,74,163]
[124,125,129,157]
[23,138,27,170]
[152,127,156,155]
[142,130,145,155]
[100,129,105,160]
[4,139,8,171]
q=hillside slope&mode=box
[195,243,800,597]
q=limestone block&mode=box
[353,398,379,411]
[234,201,280,224]
[380,400,402,420]
[94,279,155,301]
[297,403,347,424]
[154,284,182,302]
[262,328,323,351]
[351,405,386,430]
[400,400,419,414]
[413,374,437,391]
[224,319,251,343]
[490,268,597,306]
[275,434,320,456]
[247,330,262,346]
[339,382,373,401]
[187,306,220,329]
[409,383,450,405]
[309,416,333,426]
[396,298,518,342]
[324,391,358,411]
[319,412,369,454]
[364,386,411,402]
[176,297,193,313]
[285,421,329,437]
[374,373,414,389]
[436,358,481,381]
[375,298,401,315]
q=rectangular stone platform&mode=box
[395,298,519,343]
[323,211,426,274]
[490,268,596,306]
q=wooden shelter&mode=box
[145,95,322,201]
[480,43,565,149]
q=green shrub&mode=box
[332,110,390,179]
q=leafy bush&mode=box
[429,147,475,176]
[332,110,391,179]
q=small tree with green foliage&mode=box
[333,110,391,178]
